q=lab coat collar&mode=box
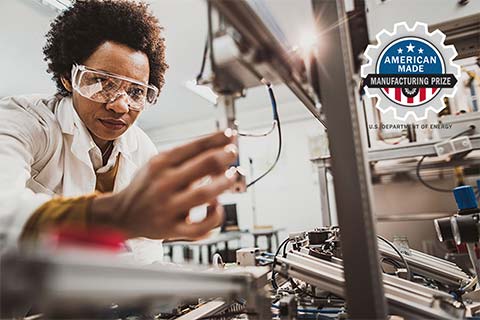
[113,123,139,158]
[56,96,76,136]
[56,96,139,159]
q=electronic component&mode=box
[269,227,475,319]
[236,247,259,266]
[434,136,473,158]
[0,249,271,319]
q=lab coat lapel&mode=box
[62,135,96,196]
[113,125,139,192]
[56,97,97,195]
[56,96,140,194]
[56,96,95,168]
[113,124,138,192]
[114,153,138,192]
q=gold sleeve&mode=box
[21,155,121,244]
[19,194,98,244]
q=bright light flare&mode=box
[299,32,318,51]
[294,28,321,56]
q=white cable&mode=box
[212,253,225,269]
[238,121,277,137]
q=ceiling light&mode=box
[184,80,218,105]
[34,0,72,12]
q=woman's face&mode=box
[70,41,150,146]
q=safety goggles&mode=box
[71,64,159,111]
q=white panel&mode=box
[365,0,480,41]
[0,0,56,97]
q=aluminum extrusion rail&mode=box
[208,0,326,128]
[276,251,465,320]
[1,250,271,319]
[368,135,480,162]
[378,241,470,287]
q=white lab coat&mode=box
[0,94,163,262]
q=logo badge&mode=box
[361,22,460,121]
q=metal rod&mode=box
[209,0,327,128]
[467,243,480,290]
[316,158,332,226]
[311,0,387,318]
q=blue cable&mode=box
[263,252,275,256]
[267,84,279,121]
[297,314,333,320]
[256,257,274,262]
[298,309,341,314]
[246,83,282,188]
[271,304,342,314]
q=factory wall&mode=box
[373,180,456,252]
[0,0,56,98]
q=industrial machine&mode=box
[1,247,271,319]
[4,226,480,319]
[272,228,478,320]
[2,0,480,319]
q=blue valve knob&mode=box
[453,186,478,211]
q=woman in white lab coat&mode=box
[0,0,238,260]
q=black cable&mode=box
[380,257,403,275]
[196,36,209,83]
[416,125,476,193]
[378,235,412,281]
[381,257,402,268]
[271,238,290,289]
[451,125,476,139]
[288,278,326,299]
[271,237,327,299]
[207,2,216,74]
[282,237,289,257]
[416,155,452,193]
[246,83,282,188]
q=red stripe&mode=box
[384,88,389,93]
[432,88,438,94]
[395,88,401,102]
[407,96,414,104]
[420,88,426,102]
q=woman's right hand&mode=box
[90,130,238,239]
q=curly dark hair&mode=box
[43,0,168,97]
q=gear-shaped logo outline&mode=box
[361,22,460,121]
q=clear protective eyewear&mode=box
[71,64,159,111]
